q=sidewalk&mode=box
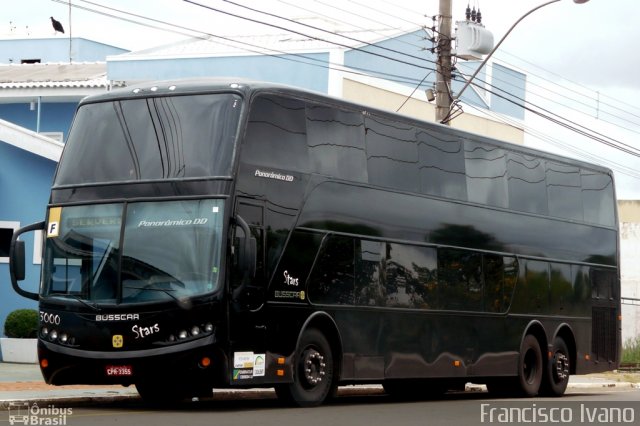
[0,362,638,408]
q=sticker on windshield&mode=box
[47,207,62,238]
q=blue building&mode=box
[0,38,127,348]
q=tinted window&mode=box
[243,95,308,172]
[484,255,518,313]
[546,162,583,221]
[417,129,467,200]
[306,104,367,182]
[465,141,507,207]
[507,152,547,215]
[522,260,549,313]
[438,249,483,311]
[56,94,241,185]
[385,243,437,309]
[355,240,385,306]
[571,265,591,315]
[308,235,355,305]
[581,170,615,226]
[550,263,572,313]
[365,116,419,192]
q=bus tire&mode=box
[517,334,543,397]
[276,328,335,407]
[541,337,570,397]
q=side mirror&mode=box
[11,240,25,281]
[10,221,45,301]
[234,215,256,279]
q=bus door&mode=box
[230,200,267,350]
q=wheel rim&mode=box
[300,347,326,389]
[523,348,539,385]
[552,352,570,384]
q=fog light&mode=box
[191,326,200,336]
[178,330,188,339]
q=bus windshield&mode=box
[54,93,242,185]
[42,199,224,304]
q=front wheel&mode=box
[541,337,570,397]
[275,328,335,407]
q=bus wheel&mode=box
[276,328,335,407]
[517,334,543,397]
[541,337,570,397]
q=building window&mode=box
[0,221,20,263]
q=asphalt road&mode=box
[2,388,639,426]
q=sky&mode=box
[4,0,640,198]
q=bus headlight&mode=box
[49,330,58,342]
[190,326,200,336]
[178,330,188,339]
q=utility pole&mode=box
[435,0,452,125]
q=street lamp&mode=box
[446,0,590,123]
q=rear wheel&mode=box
[275,328,335,407]
[541,337,570,397]
[517,334,543,397]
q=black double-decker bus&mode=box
[10,79,620,406]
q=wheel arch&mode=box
[552,324,577,375]
[522,320,548,357]
[297,311,344,380]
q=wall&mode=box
[0,38,127,64]
[0,143,57,345]
[342,78,525,145]
[107,53,330,93]
[619,201,640,343]
[0,102,76,137]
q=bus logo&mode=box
[112,335,124,348]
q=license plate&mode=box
[105,365,133,376]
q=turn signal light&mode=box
[40,359,49,369]
[199,357,211,368]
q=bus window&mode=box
[55,94,241,185]
[507,152,548,215]
[465,140,508,208]
[306,104,367,182]
[550,263,572,313]
[307,235,355,305]
[243,95,308,173]
[581,170,615,227]
[547,162,583,221]
[385,243,437,309]
[417,129,467,201]
[571,265,591,315]
[364,116,419,192]
[437,248,483,311]
[355,240,385,306]
[483,254,519,313]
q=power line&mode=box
[57,1,640,164]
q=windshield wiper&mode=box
[56,293,102,312]
[123,285,180,302]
